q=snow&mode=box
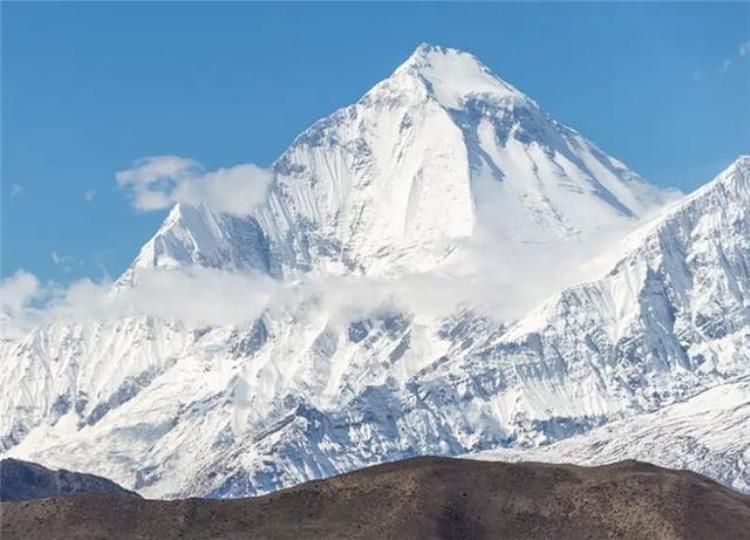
[1,44,747,499]
[397,43,527,110]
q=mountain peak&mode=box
[407,42,459,61]
[728,154,750,174]
[393,43,528,109]
[401,43,485,70]
[685,154,750,204]
[718,154,750,187]
[120,43,674,283]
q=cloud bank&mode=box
[1,226,631,342]
[116,155,273,216]
[0,267,276,338]
[4,151,676,340]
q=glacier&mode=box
[2,44,748,499]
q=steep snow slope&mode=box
[419,154,750,422]
[3,156,747,499]
[0,317,193,452]
[120,204,271,285]
[127,44,673,279]
[472,377,750,494]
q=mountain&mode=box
[176,155,745,499]
[2,45,747,500]
[126,43,673,281]
[3,457,749,540]
[0,458,140,502]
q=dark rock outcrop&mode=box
[0,458,140,502]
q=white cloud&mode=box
[116,268,276,327]
[720,58,732,73]
[0,271,45,339]
[3,177,672,339]
[2,168,679,340]
[0,216,648,342]
[84,190,96,203]
[739,40,750,57]
[116,155,273,216]
[0,267,276,336]
[0,271,41,316]
[10,184,23,197]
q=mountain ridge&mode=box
[3,457,749,540]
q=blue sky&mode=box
[3,2,749,283]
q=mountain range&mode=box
[2,44,748,499]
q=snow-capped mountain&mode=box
[127,44,673,280]
[2,45,747,500]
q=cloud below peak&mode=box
[116,155,273,216]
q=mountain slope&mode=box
[3,457,749,540]
[120,204,272,284]
[0,458,140,502]
[0,317,193,452]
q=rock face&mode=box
[2,457,749,540]
[0,458,140,502]
[1,44,748,500]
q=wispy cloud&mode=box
[84,189,96,203]
[50,250,81,273]
[116,155,273,216]
[10,184,23,197]
[695,39,750,81]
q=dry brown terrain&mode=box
[2,457,749,539]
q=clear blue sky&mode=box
[3,2,749,283]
